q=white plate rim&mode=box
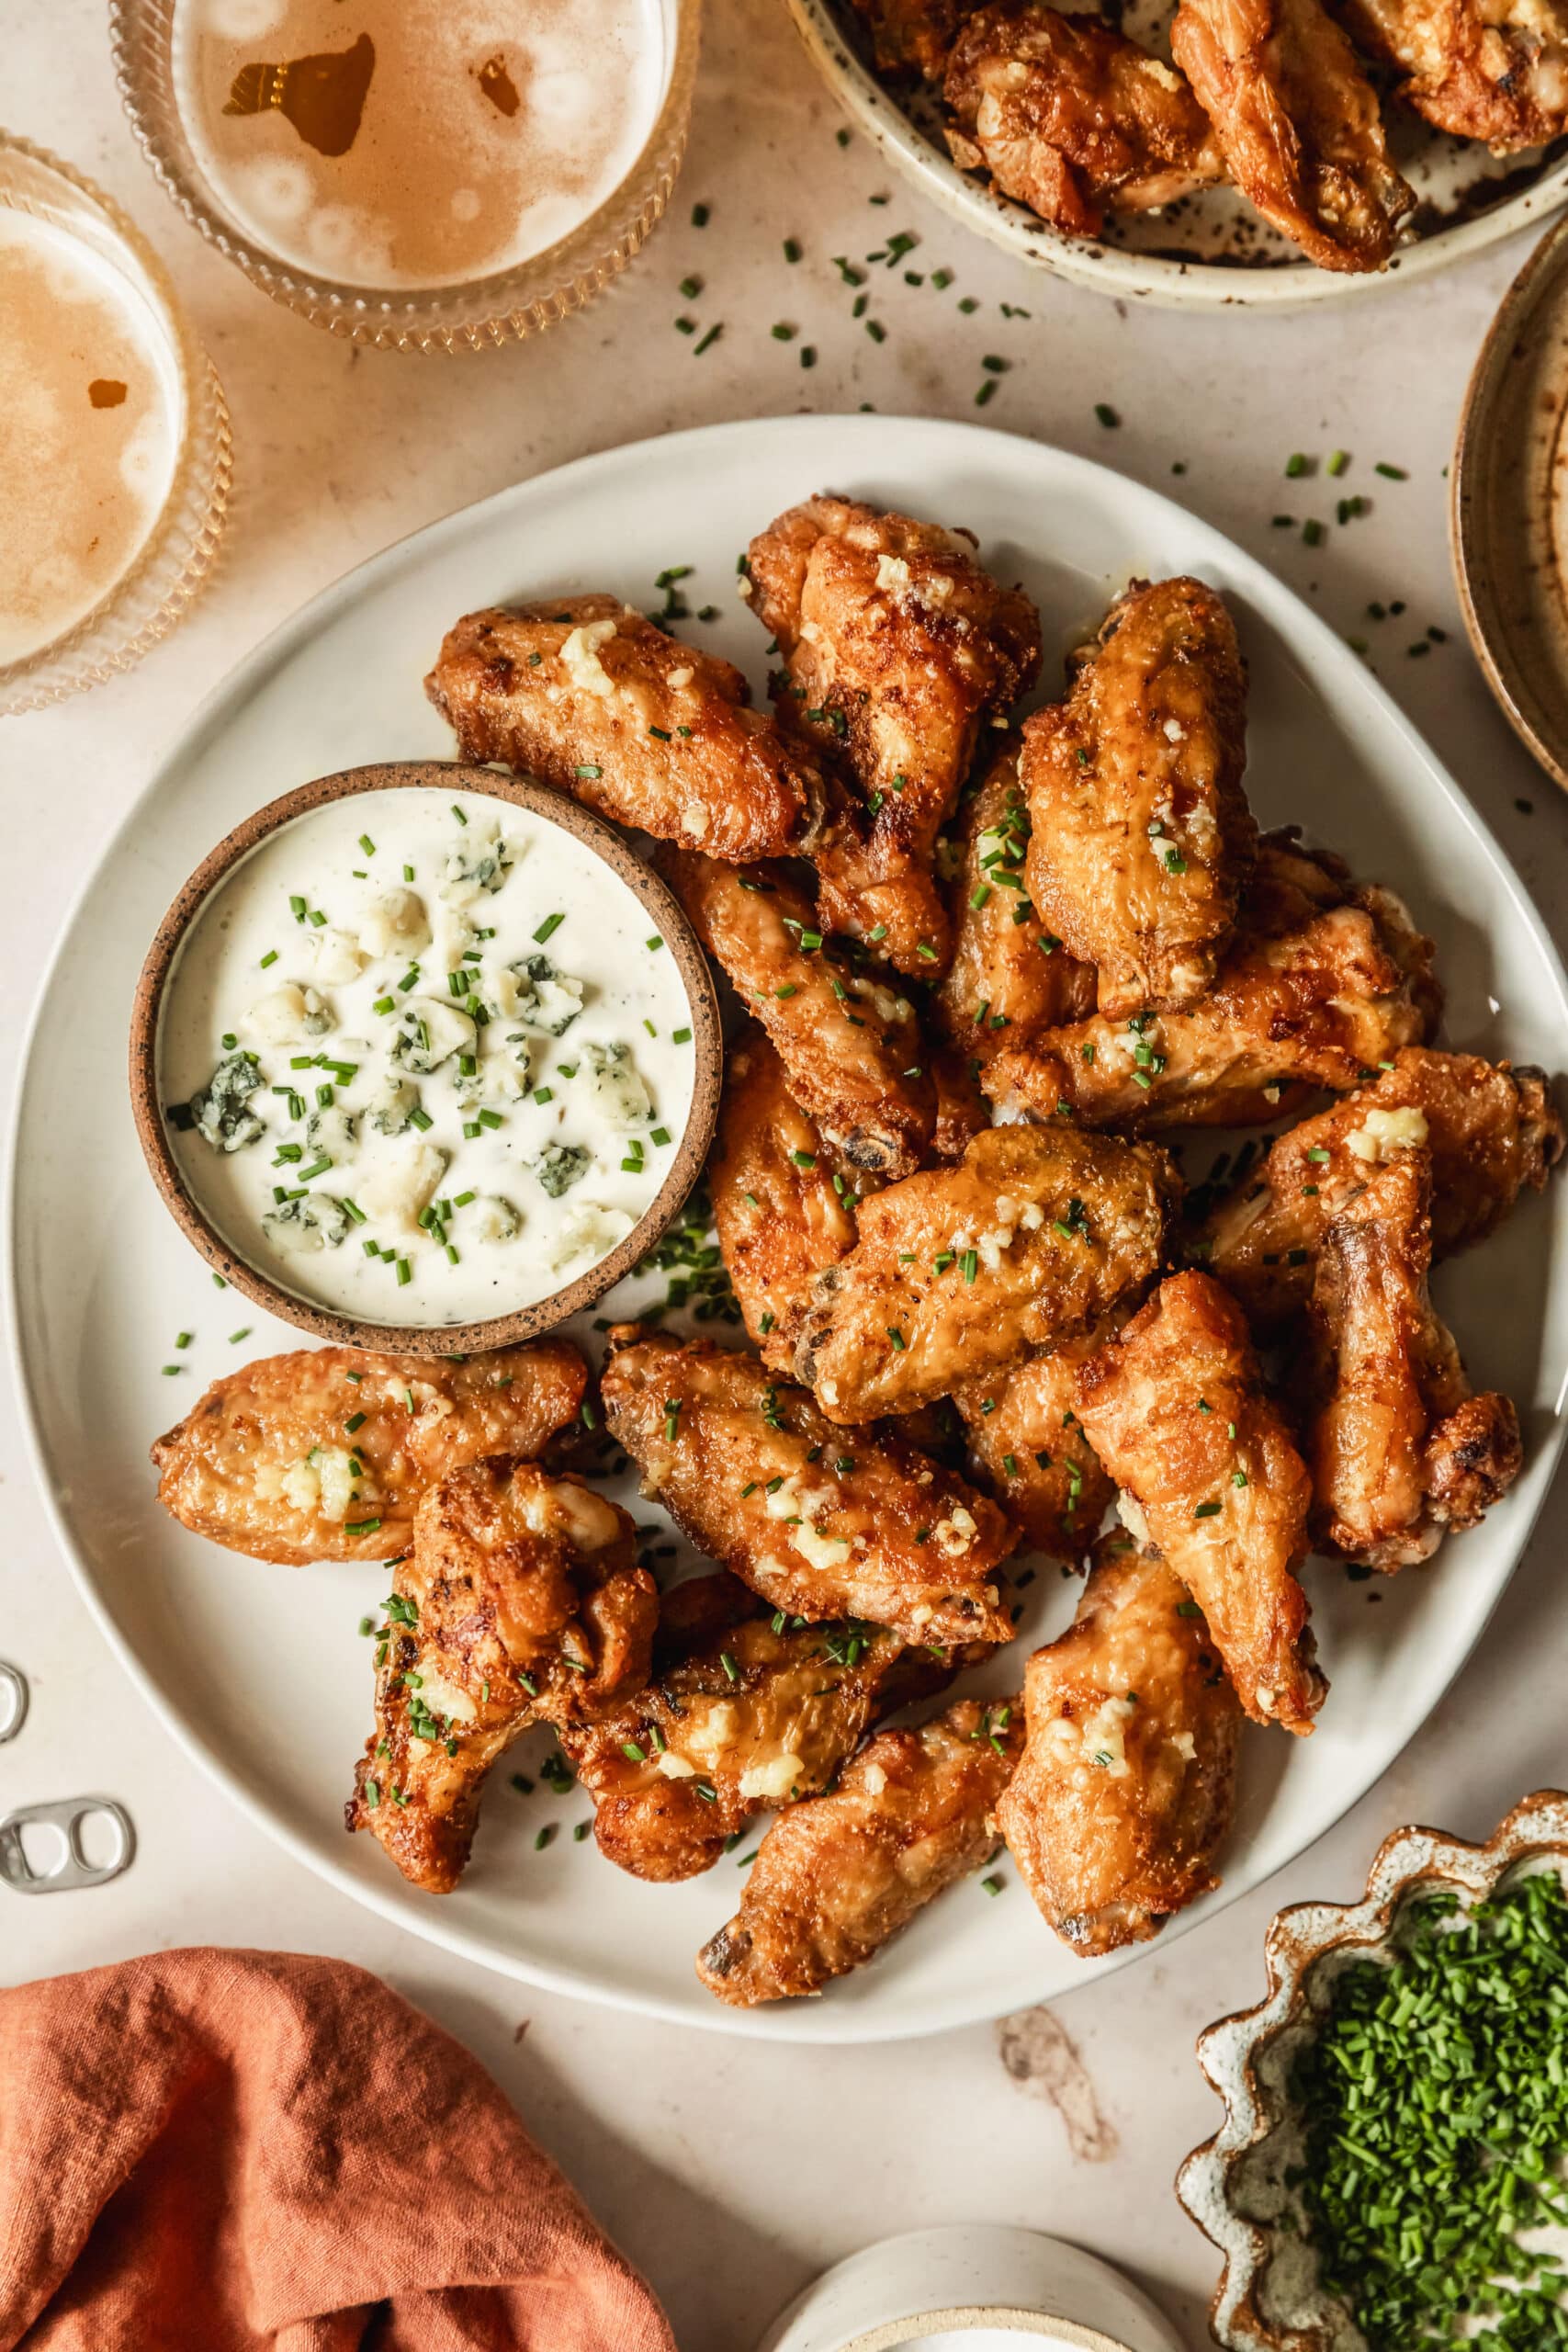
[9,410,1568,2041]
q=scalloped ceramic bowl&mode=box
[1176,1790,1568,2350]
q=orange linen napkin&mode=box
[0,1948,678,2352]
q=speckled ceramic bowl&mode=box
[1176,1790,1568,2351]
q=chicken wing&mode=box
[1171,0,1415,271]
[1192,1048,1563,1329]
[850,0,982,74]
[930,1041,994,1160]
[1337,0,1568,153]
[667,848,935,1180]
[424,598,820,862]
[1022,577,1256,1016]
[1306,1154,1521,1571]
[997,1532,1240,1954]
[747,495,1042,975]
[344,1463,651,1893]
[1074,1272,1325,1731]
[935,740,1097,1071]
[152,1340,587,1565]
[790,1123,1178,1422]
[945,4,1228,240]
[696,1693,1023,2005]
[600,1329,1018,1645]
[986,831,1439,1130]
[953,1333,1118,1560]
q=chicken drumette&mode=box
[1338,0,1568,153]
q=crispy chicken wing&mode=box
[791,1124,1178,1422]
[152,1341,587,1565]
[1171,0,1415,271]
[667,849,935,1179]
[1075,1272,1325,1731]
[953,1334,1118,1561]
[1022,577,1256,1016]
[997,1532,1240,1954]
[1337,0,1568,152]
[986,831,1439,1130]
[1306,1154,1521,1570]
[424,598,820,862]
[601,1329,1017,1645]
[945,4,1228,239]
[1192,1049,1563,1329]
[344,1463,651,1893]
[930,1042,995,1160]
[747,495,1042,974]
[849,0,982,74]
[696,1693,1023,2004]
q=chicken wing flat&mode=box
[152,1340,587,1566]
[1022,577,1256,1017]
[1306,1154,1521,1571]
[997,1532,1240,1954]
[667,848,935,1179]
[601,1329,1017,1645]
[696,1693,1023,2005]
[1170,0,1415,271]
[1074,1272,1325,1731]
[791,1124,1178,1422]
[345,1463,651,1893]
[424,598,820,862]
[563,1574,920,1881]
[986,832,1439,1130]
[1193,1048,1564,1329]
[935,740,1097,1071]
[1337,0,1568,152]
[953,1334,1118,1561]
[747,495,1042,975]
[850,0,981,74]
[945,4,1228,240]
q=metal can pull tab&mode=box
[0,1662,28,1745]
[0,1798,135,1894]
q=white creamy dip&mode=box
[160,786,696,1324]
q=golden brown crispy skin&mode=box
[1074,1272,1325,1732]
[667,849,936,1180]
[953,1335,1119,1561]
[1192,1049,1564,1329]
[945,4,1228,239]
[791,1124,1178,1422]
[696,1693,1023,2004]
[997,1533,1240,1954]
[601,1329,1018,1645]
[709,1027,864,1367]
[344,1463,651,1894]
[423,597,820,861]
[563,1574,916,1882]
[1337,0,1568,153]
[850,0,983,74]
[930,1042,995,1161]
[747,495,1042,975]
[152,1341,587,1565]
[1022,578,1256,1017]
[935,740,1098,1070]
[1306,1155,1522,1571]
[986,832,1439,1130]
[1171,0,1414,271]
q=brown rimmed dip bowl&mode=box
[129,758,722,1355]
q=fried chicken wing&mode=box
[424,598,820,861]
[747,495,1042,974]
[986,832,1439,1130]
[345,1463,651,1894]
[930,1041,994,1160]
[667,848,935,1179]
[953,1334,1118,1561]
[152,1341,587,1565]
[1337,0,1568,152]
[1306,1154,1522,1571]
[1192,1049,1564,1329]
[1171,0,1415,271]
[600,1329,1018,1645]
[997,1532,1240,1954]
[850,0,982,74]
[1022,577,1256,1016]
[935,740,1097,1070]
[1074,1272,1325,1731]
[945,4,1228,239]
[791,1124,1178,1422]
[696,1693,1023,2004]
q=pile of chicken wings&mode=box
[153,492,1563,2004]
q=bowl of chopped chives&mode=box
[1177,1790,1568,2352]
